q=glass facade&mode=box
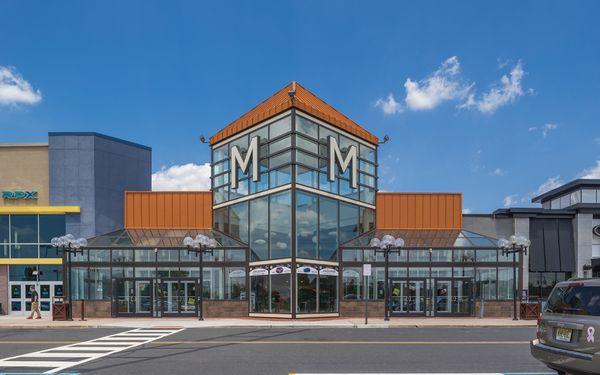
[212,110,378,316]
[0,214,65,258]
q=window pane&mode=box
[359,144,375,162]
[112,249,134,262]
[270,135,291,154]
[70,267,87,300]
[297,271,317,313]
[89,249,110,262]
[250,274,269,312]
[271,273,291,313]
[270,116,292,139]
[359,160,375,174]
[582,189,596,203]
[88,267,110,300]
[296,192,318,259]
[296,116,318,138]
[11,245,38,258]
[213,159,229,175]
[229,202,248,243]
[296,151,318,169]
[454,249,475,262]
[230,135,249,155]
[296,166,319,188]
[477,250,497,262]
[269,166,291,188]
[11,215,38,243]
[213,207,228,233]
[0,215,8,258]
[339,203,358,244]
[203,267,224,300]
[9,265,37,281]
[319,172,338,194]
[359,208,375,235]
[477,268,497,299]
[250,197,268,261]
[225,268,246,300]
[135,249,155,262]
[409,250,430,262]
[319,126,338,145]
[213,186,228,204]
[570,191,581,205]
[431,249,452,262]
[270,192,291,259]
[319,274,338,312]
[360,173,375,187]
[38,265,63,281]
[296,135,318,154]
[250,125,269,143]
[39,215,65,243]
[340,179,358,201]
[112,267,134,278]
[156,249,178,262]
[343,268,362,300]
[498,267,517,300]
[320,197,338,261]
[213,144,228,162]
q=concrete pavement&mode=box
[0,315,537,329]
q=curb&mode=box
[0,323,536,329]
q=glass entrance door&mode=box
[9,282,61,316]
[389,278,426,316]
[114,278,153,316]
[160,279,198,316]
[434,278,473,316]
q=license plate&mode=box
[556,327,573,342]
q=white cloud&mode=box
[462,208,472,214]
[492,168,505,176]
[594,137,600,145]
[529,123,558,138]
[536,176,564,196]
[152,163,211,191]
[503,195,518,208]
[404,56,473,111]
[0,66,42,106]
[374,93,402,114]
[579,160,600,179]
[461,61,526,114]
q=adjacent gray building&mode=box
[48,132,151,238]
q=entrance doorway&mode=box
[9,282,63,316]
[388,277,474,317]
[113,278,153,316]
[158,278,198,317]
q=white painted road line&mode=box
[0,327,185,374]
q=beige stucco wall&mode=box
[0,143,49,206]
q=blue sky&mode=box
[1,1,599,213]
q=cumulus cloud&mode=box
[535,176,564,196]
[0,66,42,106]
[462,61,526,114]
[503,195,519,208]
[529,123,558,138]
[152,163,211,191]
[374,93,402,114]
[492,168,505,176]
[579,160,600,179]
[404,56,472,111]
[462,208,472,214]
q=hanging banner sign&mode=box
[343,269,360,278]
[320,268,339,276]
[270,265,291,275]
[249,268,268,276]
[297,266,318,275]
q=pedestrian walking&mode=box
[26,285,42,320]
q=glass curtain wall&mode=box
[212,110,378,316]
[0,214,65,259]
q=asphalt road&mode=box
[0,327,553,375]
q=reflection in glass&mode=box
[250,197,268,261]
[296,193,318,259]
[319,197,338,261]
[270,192,291,259]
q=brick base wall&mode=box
[0,266,7,315]
[340,300,385,318]
[474,300,515,318]
[72,300,112,318]
[204,300,247,318]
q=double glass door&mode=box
[9,282,62,316]
[389,278,426,315]
[158,279,198,316]
[388,277,474,317]
[114,278,153,316]
[434,278,473,316]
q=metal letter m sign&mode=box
[328,136,357,188]
[230,136,260,189]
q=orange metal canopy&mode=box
[125,191,212,229]
[210,82,378,146]
[376,192,462,230]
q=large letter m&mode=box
[230,136,259,189]
[328,136,357,188]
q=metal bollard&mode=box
[80,300,86,321]
[479,299,484,319]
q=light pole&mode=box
[51,234,87,321]
[369,234,405,321]
[498,235,530,321]
[183,234,217,320]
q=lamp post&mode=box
[183,234,217,320]
[369,234,405,321]
[498,235,530,321]
[50,234,87,321]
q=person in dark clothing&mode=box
[27,285,41,319]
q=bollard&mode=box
[80,300,86,321]
[479,299,484,319]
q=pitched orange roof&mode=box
[210,82,378,145]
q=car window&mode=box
[545,284,600,316]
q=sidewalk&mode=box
[0,315,537,329]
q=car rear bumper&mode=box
[530,339,599,374]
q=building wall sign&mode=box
[593,225,600,237]
[228,135,358,189]
[230,136,259,189]
[2,191,38,200]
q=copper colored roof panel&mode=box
[210,82,378,145]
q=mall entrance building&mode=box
[4,82,598,319]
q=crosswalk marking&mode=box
[0,327,184,374]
